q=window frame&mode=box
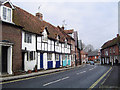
[27,51,35,61]
[1,6,12,23]
[24,32,32,43]
[55,54,59,61]
[47,53,52,61]
[42,29,48,42]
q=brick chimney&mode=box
[36,12,43,21]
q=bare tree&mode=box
[84,44,94,52]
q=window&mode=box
[105,50,108,56]
[65,39,67,48]
[56,54,59,61]
[42,29,48,42]
[42,35,48,42]
[47,53,52,61]
[56,35,60,46]
[113,47,115,53]
[110,48,112,54]
[2,6,12,22]
[62,55,65,60]
[68,55,70,60]
[27,51,35,61]
[24,32,32,43]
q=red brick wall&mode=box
[101,44,119,57]
[88,56,99,61]
[2,22,22,72]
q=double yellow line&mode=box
[89,67,112,89]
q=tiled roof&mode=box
[13,6,72,44]
[57,26,71,44]
[64,29,74,34]
[101,36,120,49]
[88,51,98,57]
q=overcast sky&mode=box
[11,0,118,49]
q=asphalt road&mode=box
[2,64,111,88]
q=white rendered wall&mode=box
[37,36,42,50]
[24,53,37,71]
[43,53,47,69]
[22,31,36,51]
[37,52,40,69]
[52,53,56,68]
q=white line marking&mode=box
[89,68,94,71]
[61,76,69,80]
[43,77,69,86]
[77,71,86,75]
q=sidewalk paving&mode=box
[99,66,120,88]
[0,65,83,82]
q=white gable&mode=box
[1,0,14,9]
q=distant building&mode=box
[80,50,88,64]
[88,50,100,63]
[101,34,120,65]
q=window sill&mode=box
[2,19,14,24]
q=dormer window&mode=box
[65,39,67,48]
[56,35,60,46]
[42,28,48,42]
[1,6,12,22]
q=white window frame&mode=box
[65,39,67,48]
[47,53,52,61]
[1,6,12,23]
[42,29,48,42]
[24,32,32,43]
[27,51,35,61]
[56,54,59,61]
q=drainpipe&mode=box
[0,45,1,75]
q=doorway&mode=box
[2,46,8,74]
[40,53,43,69]
[22,52,25,71]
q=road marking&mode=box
[43,76,69,86]
[77,71,86,75]
[89,67,112,89]
[100,68,113,86]
[89,68,94,71]
[0,70,68,85]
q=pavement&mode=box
[0,65,83,82]
[2,64,111,88]
[99,65,120,88]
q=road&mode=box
[2,64,111,88]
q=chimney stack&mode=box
[36,12,43,21]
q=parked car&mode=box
[86,61,90,64]
[89,61,95,65]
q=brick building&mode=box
[88,50,100,62]
[0,1,23,74]
[101,34,120,65]
[80,50,88,64]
